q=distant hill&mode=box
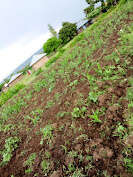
[12,48,44,75]
[1,48,44,83]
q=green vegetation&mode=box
[43,37,61,55]
[59,22,77,45]
[0,0,133,176]
[0,83,25,107]
[0,137,20,166]
[40,125,54,145]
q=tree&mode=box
[59,22,77,45]
[84,0,106,16]
[43,37,61,55]
[48,24,57,37]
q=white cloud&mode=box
[0,32,51,82]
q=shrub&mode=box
[59,22,77,45]
[43,37,61,55]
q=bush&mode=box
[43,37,61,55]
[0,83,25,107]
[59,22,77,45]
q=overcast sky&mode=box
[0,0,88,82]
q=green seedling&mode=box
[124,158,133,173]
[89,110,102,123]
[71,106,87,119]
[72,169,84,177]
[41,160,50,174]
[88,92,99,103]
[40,125,54,145]
[113,123,126,138]
[61,145,67,154]
[24,153,36,174]
[0,136,20,166]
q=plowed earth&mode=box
[0,2,133,177]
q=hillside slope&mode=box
[0,1,133,177]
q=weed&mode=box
[113,123,126,138]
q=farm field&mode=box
[0,1,133,177]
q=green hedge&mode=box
[0,83,25,107]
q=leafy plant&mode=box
[0,137,20,165]
[89,110,102,123]
[88,92,99,103]
[113,123,126,138]
[124,158,133,173]
[72,169,84,177]
[41,160,50,174]
[24,153,36,174]
[71,107,87,119]
[40,125,54,145]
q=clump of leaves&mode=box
[72,169,84,177]
[0,137,20,165]
[113,123,126,138]
[88,92,99,103]
[71,106,87,119]
[41,160,50,174]
[24,153,36,174]
[89,110,102,123]
[124,158,133,173]
[40,125,54,145]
